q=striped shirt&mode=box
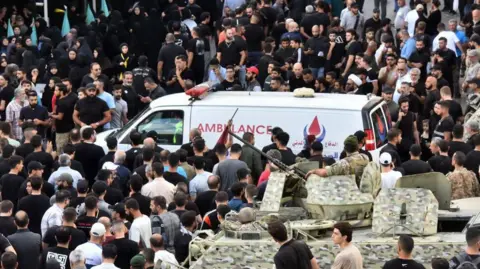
[5,100,27,140]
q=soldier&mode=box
[306,135,369,186]
[236,207,263,231]
[447,151,480,200]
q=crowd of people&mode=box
[0,0,479,268]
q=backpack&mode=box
[455,252,480,269]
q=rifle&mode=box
[227,130,307,179]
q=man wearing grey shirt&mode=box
[111,86,128,129]
[340,3,365,38]
[215,144,249,191]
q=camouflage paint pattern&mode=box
[190,231,465,269]
[359,162,382,198]
[325,152,370,185]
[373,188,438,236]
[446,167,480,200]
[305,175,373,221]
[259,171,287,212]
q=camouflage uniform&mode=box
[326,152,370,186]
[446,167,480,200]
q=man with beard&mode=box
[304,25,328,79]
[302,69,316,89]
[393,63,411,103]
[345,74,362,94]
[121,72,138,119]
[430,65,449,90]
[408,38,430,82]
[423,76,441,120]
[111,86,128,129]
[341,30,363,78]
[0,74,14,121]
[404,68,424,115]
[432,38,457,89]
[166,55,195,94]
[73,87,111,133]
[364,8,382,39]
[326,30,345,76]
[340,3,365,37]
[187,27,206,85]
[245,67,261,92]
[395,97,419,162]
[382,87,399,121]
[19,91,49,139]
[217,28,247,80]
[289,63,307,90]
[80,63,111,93]
[51,83,78,154]
[132,56,157,99]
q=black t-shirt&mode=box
[164,171,188,187]
[408,50,430,80]
[17,194,51,234]
[128,193,151,216]
[218,37,247,67]
[449,141,473,157]
[195,190,217,217]
[382,258,426,269]
[157,44,186,80]
[105,186,124,206]
[221,79,241,91]
[0,86,14,120]
[25,151,54,180]
[111,237,140,269]
[274,239,314,269]
[428,155,453,175]
[433,116,455,140]
[74,97,109,126]
[347,41,363,57]
[465,150,480,179]
[187,156,214,172]
[446,100,463,123]
[187,38,205,68]
[244,24,265,52]
[15,143,34,159]
[75,210,110,238]
[69,196,85,211]
[0,234,11,254]
[55,93,78,133]
[401,160,432,176]
[40,246,71,269]
[167,200,201,215]
[19,105,49,137]
[304,36,329,68]
[43,225,87,250]
[167,68,195,94]
[174,33,189,49]
[0,173,25,206]
[0,217,16,237]
[17,179,55,201]
[279,149,296,166]
[75,143,105,184]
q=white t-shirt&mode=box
[395,5,411,29]
[130,215,152,248]
[404,10,419,37]
[432,31,460,56]
[154,250,179,268]
[394,73,412,103]
[381,170,403,189]
[75,242,103,267]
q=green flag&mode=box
[7,19,14,38]
[101,0,110,17]
[61,9,71,37]
[86,4,95,24]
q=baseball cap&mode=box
[246,66,259,76]
[102,161,118,170]
[91,223,106,237]
[373,8,380,13]
[27,161,45,171]
[130,255,146,267]
[344,135,359,149]
[76,180,89,193]
[379,152,392,166]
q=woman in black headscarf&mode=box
[144,8,167,70]
[27,66,41,85]
[54,41,70,79]
[76,37,93,64]
[69,54,90,90]
[43,62,60,83]
[0,38,8,55]
[0,57,7,74]
[93,47,112,71]
[112,43,136,81]
[43,76,61,112]
[21,49,37,72]
[35,18,48,37]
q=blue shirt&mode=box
[401,37,416,59]
[228,198,244,212]
[163,166,187,178]
[208,66,227,85]
[97,91,115,129]
[455,30,468,56]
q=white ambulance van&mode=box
[95,91,392,161]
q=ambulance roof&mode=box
[150,91,381,111]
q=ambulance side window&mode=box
[135,110,184,145]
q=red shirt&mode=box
[257,170,270,187]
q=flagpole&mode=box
[44,0,49,26]
[93,0,97,12]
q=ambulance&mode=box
[95,90,392,161]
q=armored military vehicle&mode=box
[184,132,477,269]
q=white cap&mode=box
[102,161,118,170]
[348,74,362,86]
[379,152,392,166]
[416,4,424,10]
[91,223,106,237]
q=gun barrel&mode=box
[227,130,307,178]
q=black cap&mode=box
[111,202,126,214]
[383,86,394,94]
[27,161,45,171]
[76,180,89,193]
